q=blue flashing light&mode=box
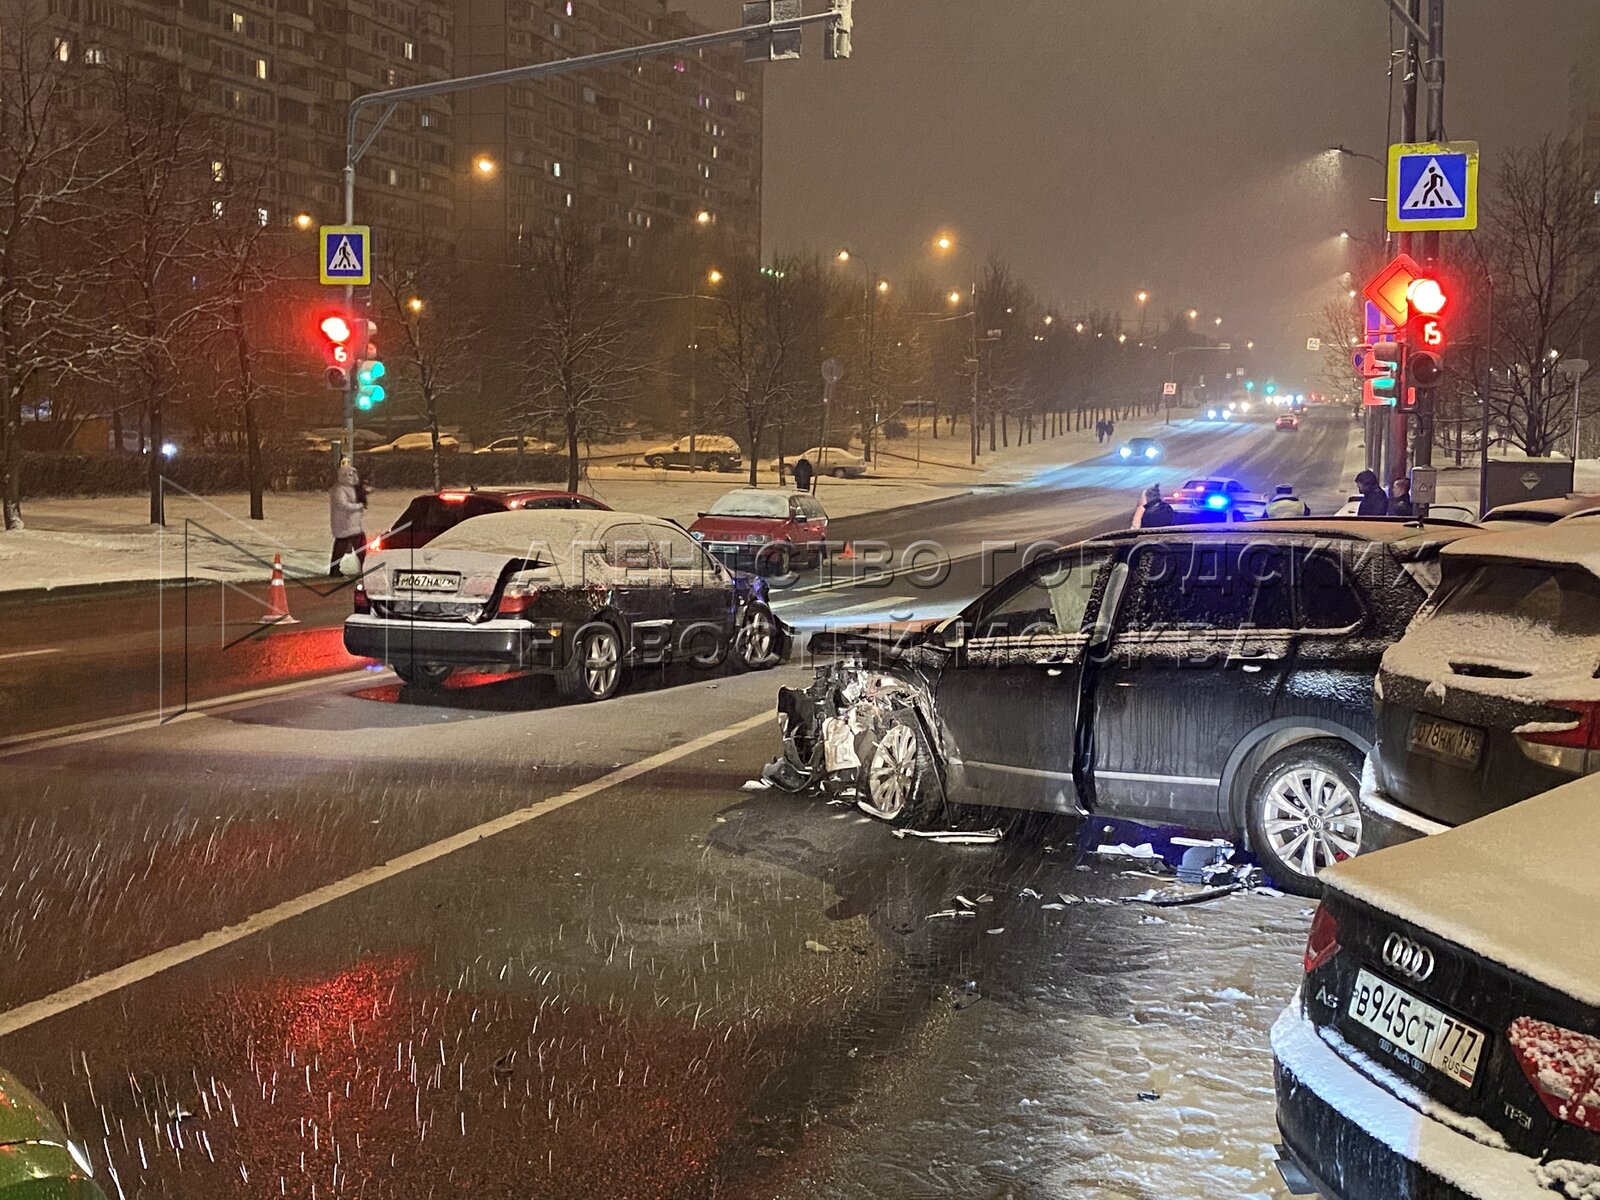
[1204,492,1230,510]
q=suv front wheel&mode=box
[1246,741,1364,897]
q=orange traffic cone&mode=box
[837,541,855,561]
[259,554,299,625]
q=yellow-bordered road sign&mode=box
[1387,141,1478,232]
[320,225,371,285]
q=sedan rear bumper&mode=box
[344,614,563,671]
[1272,1003,1550,1200]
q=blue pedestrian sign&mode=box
[319,225,371,285]
[1387,141,1478,232]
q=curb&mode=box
[0,576,207,608]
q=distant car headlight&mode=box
[1240,401,1252,413]
[1207,409,1219,419]
[1144,446,1159,459]
[1119,446,1132,459]
[1223,410,1234,420]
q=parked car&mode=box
[1275,414,1300,431]
[1359,524,1600,857]
[473,436,557,455]
[1480,495,1600,528]
[366,432,462,455]
[640,434,741,473]
[346,509,786,699]
[0,1067,106,1197]
[1274,772,1600,1200]
[1332,495,1478,523]
[778,520,1482,893]
[372,489,611,552]
[299,427,386,453]
[791,446,867,478]
[1117,436,1163,461]
[688,489,828,580]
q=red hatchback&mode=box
[688,488,829,579]
[373,488,611,552]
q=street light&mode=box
[1186,308,1199,321]
[1339,230,1351,241]
[876,279,890,294]
[1213,316,1223,327]
[1075,321,1085,334]
[1246,340,1255,350]
[695,209,714,226]
[1136,290,1149,305]
[405,296,424,315]
[1329,144,1387,169]
[947,289,964,307]
[294,211,314,230]
[707,267,723,285]
[473,154,497,176]
[1043,314,1054,326]
[934,232,982,464]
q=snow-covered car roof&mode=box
[1441,521,1600,578]
[424,508,672,563]
[1482,495,1600,523]
[705,489,791,518]
[1093,519,1481,557]
[1325,771,1600,1007]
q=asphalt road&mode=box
[0,411,1355,739]
[0,414,1352,1197]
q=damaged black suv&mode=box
[777,521,1480,895]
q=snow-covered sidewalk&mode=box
[0,416,1163,595]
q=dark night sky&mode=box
[675,1,1595,385]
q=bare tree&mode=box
[100,65,223,525]
[707,254,816,487]
[0,5,120,529]
[1481,138,1600,456]
[376,237,478,492]
[517,222,640,493]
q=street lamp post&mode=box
[837,249,889,464]
[935,235,980,464]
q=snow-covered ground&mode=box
[0,417,1161,594]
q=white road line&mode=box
[0,669,376,758]
[815,594,922,617]
[0,709,773,1039]
[0,647,62,662]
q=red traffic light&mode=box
[1407,277,1447,317]
[319,314,353,344]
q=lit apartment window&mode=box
[735,89,748,102]
[565,2,573,15]
[551,21,560,38]
[552,161,562,177]
[54,37,70,61]
[582,87,595,104]
[565,192,573,207]
[254,58,267,79]
[403,40,415,60]
[626,161,634,175]
[645,118,654,132]
[673,59,686,73]
[256,206,269,226]
[84,46,106,64]
[384,68,396,85]
[211,159,225,182]
[212,200,224,219]
[387,168,399,186]
[231,11,243,32]
[712,147,719,159]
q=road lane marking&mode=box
[0,648,62,662]
[0,669,375,758]
[0,709,773,1038]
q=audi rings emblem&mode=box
[1382,933,1436,982]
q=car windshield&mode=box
[708,492,788,518]
[1435,564,1600,636]
[390,494,507,537]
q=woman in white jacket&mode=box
[328,460,368,575]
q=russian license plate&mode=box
[1409,714,1485,767]
[1348,967,1485,1088]
[393,571,460,593]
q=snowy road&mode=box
[0,414,1352,1198]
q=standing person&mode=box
[1388,476,1415,517]
[329,458,368,575]
[1105,418,1116,441]
[1133,484,1176,529]
[1354,469,1389,516]
[1266,484,1310,518]
[792,455,815,495]
[1095,419,1105,444]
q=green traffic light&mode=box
[1244,381,1255,391]
[357,360,386,387]
[1265,384,1277,395]
[356,393,373,411]
[361,384,386,406]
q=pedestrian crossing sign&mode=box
[1387,141,1478,232]
[319,225,371,285]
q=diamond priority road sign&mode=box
[1387,140,1479,233]
[1363,253,1425,328]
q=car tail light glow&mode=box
[353,581,370,614]
[369,536,383,552]
[1303,904,1340,975]
[440,491,467,503]
[1508,1016,1600,1133]
[1516,701,1600,774]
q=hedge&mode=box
[18,448,570,499]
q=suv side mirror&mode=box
[930,617,966,651]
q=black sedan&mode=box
[346,509,785,700]
[775,520,1482,894]
[1274,772,1600,1199]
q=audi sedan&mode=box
[1275,771,1600,1199]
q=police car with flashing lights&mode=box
[1170,477,1267,519]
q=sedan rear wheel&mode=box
[556,625,625,702]
[394,662,451,689]
[1247,742,1364,897]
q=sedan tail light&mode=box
[497,583,541,617]
[1508,1016,1600,1134]
[353,581,370,614]
[1516,700,1600,775]
[1303,904,1341,975]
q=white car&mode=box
[474,436,557,455]
[1333,495,1478,522]
[1170,477,1266,517]
[1275,772,1600,1199]
[366,432,462,454]
[789,446,867,478]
